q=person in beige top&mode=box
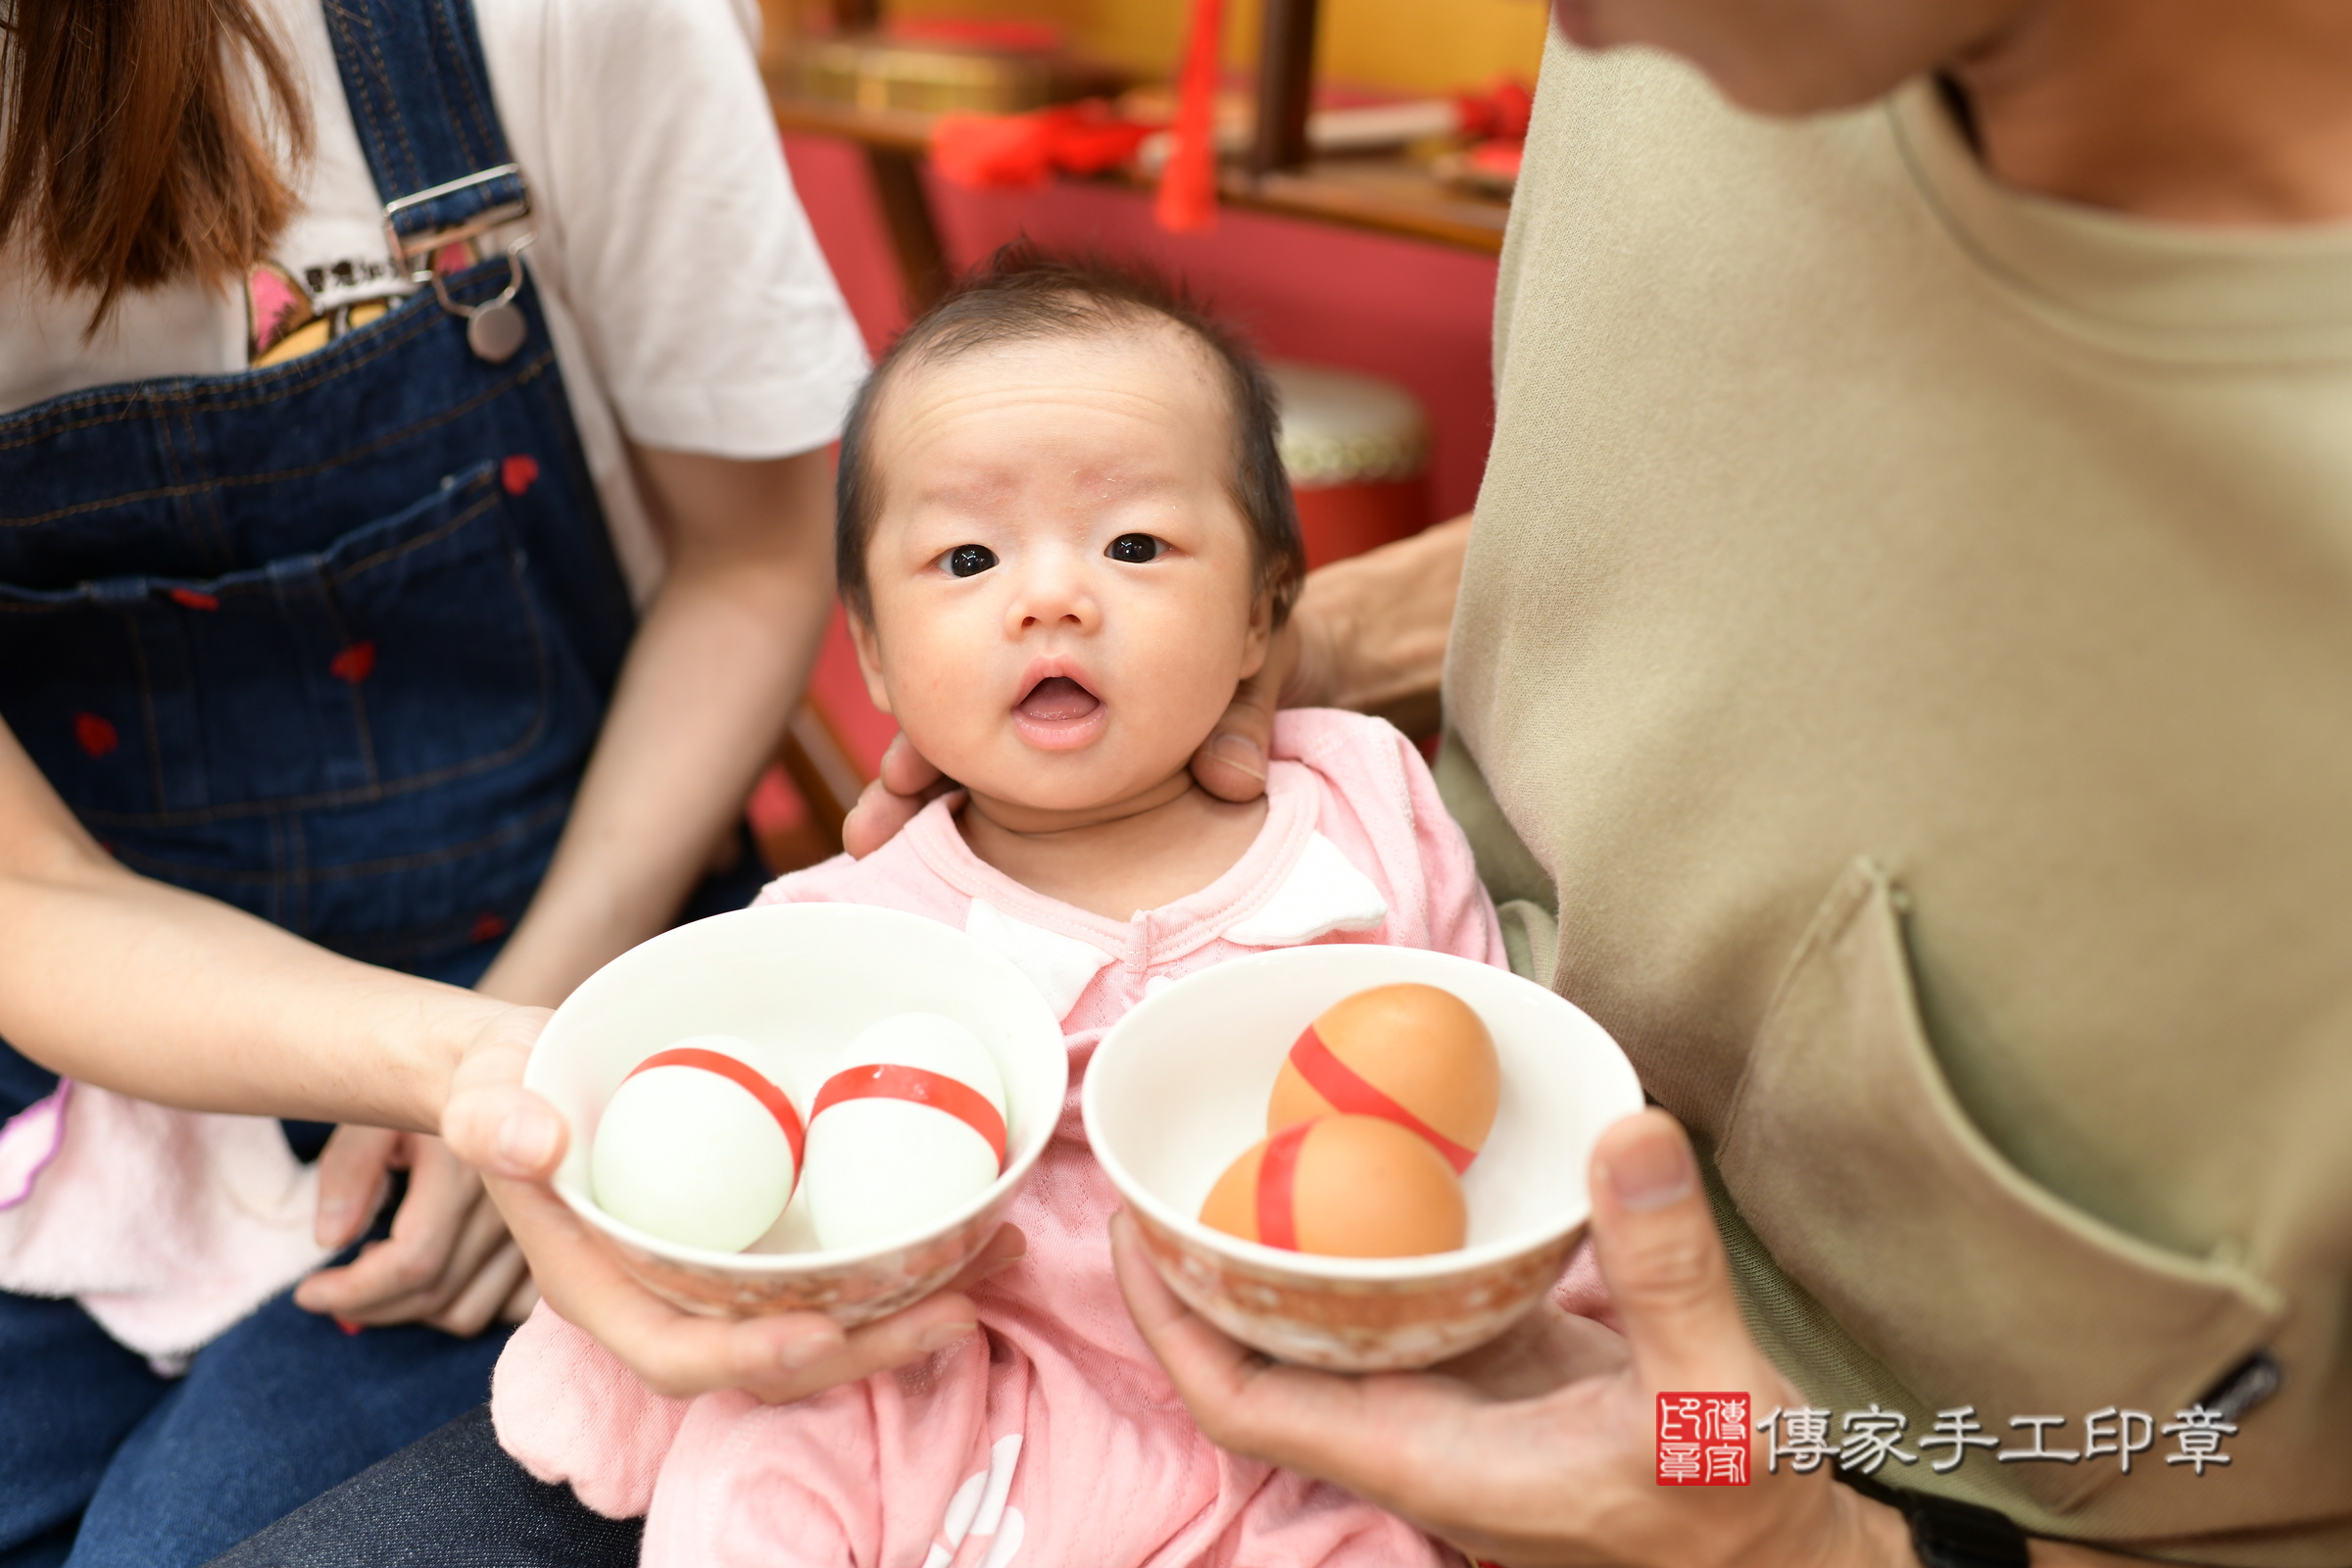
[842,0,2352,1563]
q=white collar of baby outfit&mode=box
[1221,831,1388,947]
[963,897,1117,1019]
[961,829,1389,1017]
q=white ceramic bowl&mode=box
[1085,944,1642,1370]
[526,904,1066,1324]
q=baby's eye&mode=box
[1105,533,1164,564]
[946,544,998,578]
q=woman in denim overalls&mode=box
[0,1,856,1562]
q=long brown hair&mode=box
[0,0,310,324]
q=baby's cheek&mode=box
[889,660,1002,775]
[1138,626,1254,754]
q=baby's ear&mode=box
[1237,589,1275,681]
[845,606,896,716]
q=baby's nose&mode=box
[1004,558,1100,633]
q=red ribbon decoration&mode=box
[1153,0,1223,232]
[1287,1024,1478,1174]
[1254,1120,1311,1250]
[812,1064,1006,1172]
[931,102,1152,191]
[627,1048,806,1173]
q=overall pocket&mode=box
[1716,860,2281,1514]
[0,464,551,823]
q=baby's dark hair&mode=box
[835,242,1304,627]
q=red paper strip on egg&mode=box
[1268,983,1499,1171]
[812,1063,1007,1170]
[1253,1120,1310,1251]
[1200,1114,1465,1257]
[1284,1025,1478,1173]
[628,1047,807,1170]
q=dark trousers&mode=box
[206,1406,639,1568]
[0,1290,509,1568]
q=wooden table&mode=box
[766,87,1511,287]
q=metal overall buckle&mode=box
[382,165,536,364]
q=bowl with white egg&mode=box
[525,903,1067,1323]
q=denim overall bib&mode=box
[0,4,690,1559]
[0,3,632,1019]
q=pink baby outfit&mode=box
[495,709,1506,1568]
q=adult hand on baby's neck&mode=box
[957,770,1268,923]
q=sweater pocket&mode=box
[1716,859,2280,1514]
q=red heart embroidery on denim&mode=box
[329,642,376,684]
[168,588,220,611]
[501,455,539,496]
[74,713,119,759]
[469,911,509,943]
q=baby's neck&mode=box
[957,771,1269,922]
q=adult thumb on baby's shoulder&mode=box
[1193,662,1282,804]
[1195,728,1269,801]
[844,735,951,858]
[1197,601,1311,803]
[1587,1110,1750,1395]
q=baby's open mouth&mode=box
[1015,674,1102,724]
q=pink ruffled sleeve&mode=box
[492,1299,691,1519]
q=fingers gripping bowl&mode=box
[1085,945,1642,1371]
[525,905,1067,1324]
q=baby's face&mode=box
[851,326,1271,818]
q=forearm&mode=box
[477,445,833,1007]
[1291,513,1469,728]
[0,761,484,1129]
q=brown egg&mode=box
[1200,1114,1467,1257]
[1268,983,1498,1172]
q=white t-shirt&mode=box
[0,0,867,601]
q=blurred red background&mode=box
[781,136,1499,521]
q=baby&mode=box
[493,249,1504,1568]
